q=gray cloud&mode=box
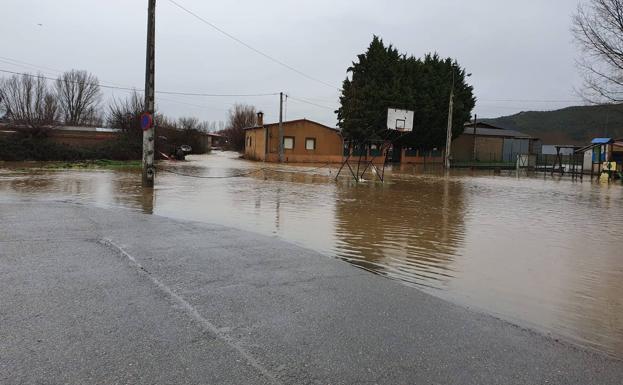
[0,0,583,127]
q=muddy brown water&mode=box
[2,152,623,359]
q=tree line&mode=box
[0,70,258,160]
[0,70,102,136]
[0,70,227,139]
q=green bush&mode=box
[0,134,142,161]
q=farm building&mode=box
[451,122,539,163]
[244,113,343,163]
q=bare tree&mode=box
[106,91,144,142]
[197,120,211,132]
[55,70,102,126]
[178,116,200,131]
[0,72,59,136]
[223,104,256,151]
[154,113,177,130]
[573,0,623,102]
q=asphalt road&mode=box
[1,200,622,384]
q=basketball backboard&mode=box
[387,108,414,132]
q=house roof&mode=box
[55,126,121,133]
[464,121,509,130]
[244,118,340,133]
[462,121,535,139]
[462,126,534,139]
[576,138,623,153]
[591,137,612,144]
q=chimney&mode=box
[257,111,264,127]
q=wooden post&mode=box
[278,92,284,162]
[142,0,156,187]
[444,86,454,169]
[472,114,477,163]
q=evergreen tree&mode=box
[337,36,475,149]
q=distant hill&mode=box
[482,104,623,145]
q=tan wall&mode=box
[475,137,504,161]
[266,153,344,163]
[246,120,343,163]
[244,128,267,161]
[451,135,475,162]
[451,134,504,162]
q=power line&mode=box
[0,56,139,91]
[0,66,335,117]
[478,98,583,103]
[287,95,336,110]
[0,69,278,97]
[165,0,338,90]
[0,56,65,74]
[158,89,278,97]
[156,96,233,112]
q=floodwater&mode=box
[1,152,623,359]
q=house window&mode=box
[305,138,316,150]
[247,136,252,148]
[283,136,295,150]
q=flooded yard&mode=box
[1,152,622,359]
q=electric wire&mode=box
[165,0,338,90]
[478,98,584,103]
[287,95,336,110]
[0,60,583,106]
[0,56,64,74]
[0,60,268,113]
[0,69,279,97]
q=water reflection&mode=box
[1,153,623,359]
[333,177,465,288]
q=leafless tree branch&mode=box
[0,72,59,136]
[573,0,623,102]
[222,104,256,152]
[55,70,102,126]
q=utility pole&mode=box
[444,72,455,170]
[472,114,477,162]
[278,92,284,162]
[143,0,156,187]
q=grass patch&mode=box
[39,160,142,170]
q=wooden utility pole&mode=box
[444,78,454,170]
[143,0,156,187]
[472,114,477,162]
[278,92,284,162]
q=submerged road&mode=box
[1,201,622,384]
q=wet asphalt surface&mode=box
[1,200,623,384]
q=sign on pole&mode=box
[140,112,153,131]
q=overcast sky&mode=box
[1,0,585,127]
